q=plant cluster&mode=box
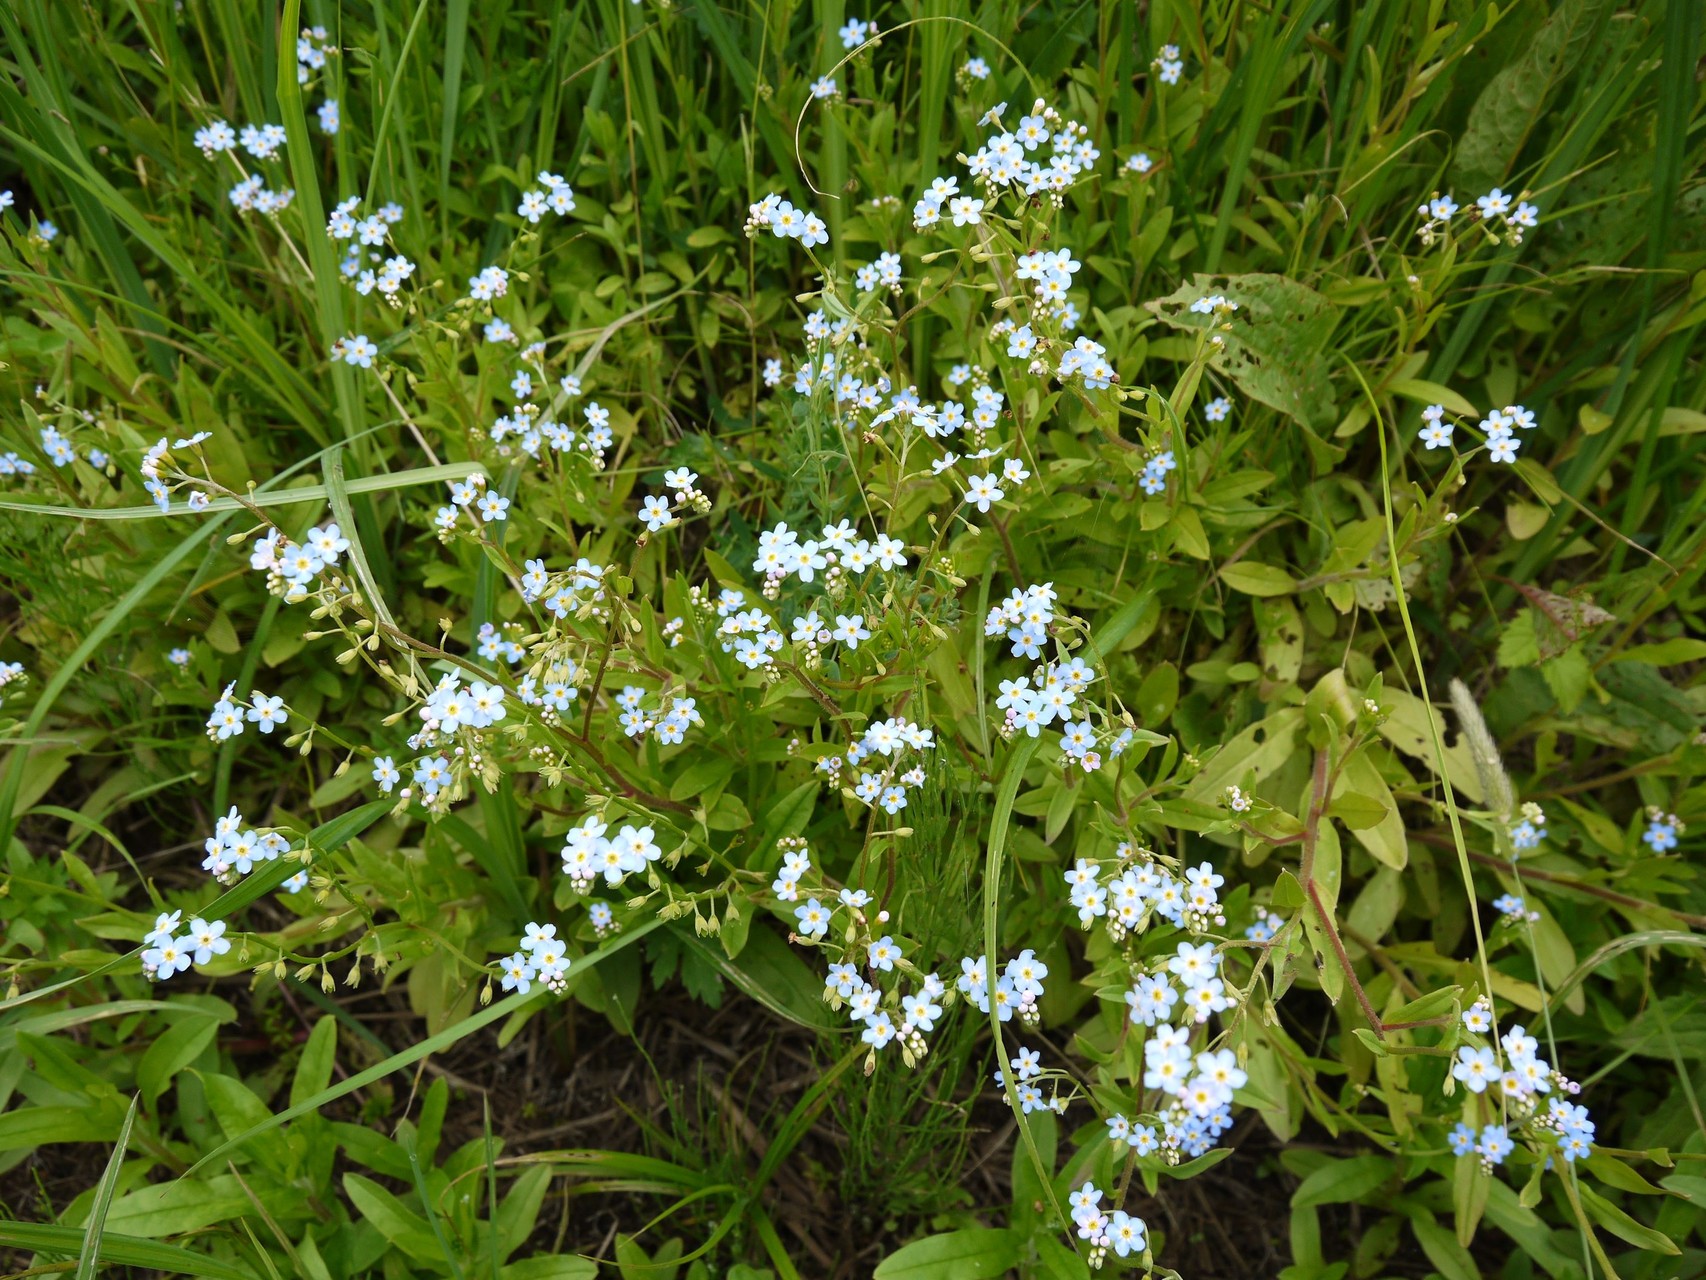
[1,2,1704,1278]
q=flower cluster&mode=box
[559,816,665,892]
[193,118,297,214]
[1508,801,1547,853]
[328,198,413,298]
[295,25,334,83]
[142,911,231,981]
[197,805,293,882]
[958,949,1049,1027]
[1492,893,1539,925]
[836,713,937,814]
[500,921,571,996]
[248,522,350,602]
[853,252,903,294]
[0,661,26,706]
[637,467,710,532]
[466,358,616,470]
[1418,402,1537,465]
[517,554,610,622]
[803,890,950,1065]
[1136,447,1176,495]
[35,423,75,468]
[433,472,513,533]
[205,685,288,741]
[915,98,1100,224]
[466,265,511,305]
[1153,43,1184,85]
[744,193,829,248]
[1244,910,1285,942]
[751,519,906,596]
[1415,189,1540,247]
[1065,1181,1148,1267]
[515,169,577,224]
[985,582,1062,660]
[611,686,702,746]
[1451,999,1593,1167]
[133,431,214,511]
[1068,853,1227,940]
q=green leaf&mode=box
[1390,379,1478,418]
[344,1172,443,1262]
[1618,638,1706,666]
[1184,708,1304,803]
[497,1165,553,1260]
[1335,750,1406,870]
[1327,791,1387,830]
[0,1104,123,1150]
[1497,611,1541,668]
[1032,1237,1090,1280]
[1577,1182,1679,1254]
[1453,1151,1491,1246]
[1373,690,1485,803]
[290,1016,338,1109]
[1541,645,1591,713]
[1454,0,1615,191]
[873,1228,1021,1278]
[137,1019,218,1106]
[1410,1215,1481,1280]
[0,460,486,523]
[502,1259,598,1280]
[1291,1154,1394,1207]
[1148,273,1340,431]
[1220,561,1298,597]
[102,1176,256,1237]
[1386,986,1461,1024]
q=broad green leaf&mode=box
[344,1172,443,1262]
[1373,690,1485,803]
[0,1104,124,1150]
[1576,1182,1679,1254]
[290,1016,338,1108]
[1335,750,1406,870]
[102,1175,256,1237]
[1291,1154,1394,1207]
[1390,379,1477,418]
[1411,1215,1481,1280]
[1220,561,1298,597]
[1148,273,1340,430]
[1454,0,1615,191]
[502,1258,598,1280]
[137,1018,218,1106]
[873,1228,1021,1278]
[1184,708,1304,803]
[497,1165,554,1260]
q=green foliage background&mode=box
[0,0,1704,1277]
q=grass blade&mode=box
[75,1093,139,1280]
[0,1223,259,1279]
